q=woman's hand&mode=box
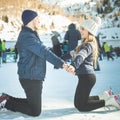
[63,63,75,75]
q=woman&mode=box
[70,18,120,111]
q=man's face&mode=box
[33,16,40,30]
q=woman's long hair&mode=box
[74,34,99,68]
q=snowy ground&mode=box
[0,56,120,120]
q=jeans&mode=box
[74,74,105,111]
[2,51,6,62]
[5,79,43,116]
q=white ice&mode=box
[0,55,120,120]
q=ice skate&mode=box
[99,89,114,100]
[0,93,10,103]
[117,93,120,97]
[0,102,6,112]
[105,95,120,110]
[0,93,9,112]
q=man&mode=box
[0,9,75,116]
[63,23,81,61]
[103,42,114,61]
[1,40,6,63]
[64,23,81,52]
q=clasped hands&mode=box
[63,63,75,75]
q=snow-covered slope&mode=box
[0,0,120,47]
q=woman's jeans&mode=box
[74,74,105,111]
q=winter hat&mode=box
[22,9,38,25]
[80,17,101,36]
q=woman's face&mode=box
[79,27,89,39]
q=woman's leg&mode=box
[5,79,43,116]
[74,74,105,111]
[88,96,99,100]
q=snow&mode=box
[99,27,120,47]
[42,0,91,6]
[58,0,90,7]
[0,53,120,120]
[0,0,120,46]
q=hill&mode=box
[0,0,120,47]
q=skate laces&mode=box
[0,102,6,111]
[0,103,5,109]
[105,88,114,96]
[0,93,9,103]
[114,95,120,106]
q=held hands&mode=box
[63,63,75,75]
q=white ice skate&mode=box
[99,89,114,100]
[105,95,120,110]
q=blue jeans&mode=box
[2,51,6,62]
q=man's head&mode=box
[22,9,38,25]
[21,9,40,30]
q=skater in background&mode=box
[62,40,68,55]
[51,32,62,58]
[61,40,70,62]
[1,40,7,63]
[64,23,81,52]
[10,43,18,62]
[63,23,81,61]
[0,39,2,64]
[69,17,120,112]
[51,32,62,68]
[103,42,114,61]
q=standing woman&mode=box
[70,18,120,111]
[0,39,2,64]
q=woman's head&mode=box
[79,26,97,47]
[79,17,101,39]
[78,17,101,67]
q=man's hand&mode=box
[63,63,75,75]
